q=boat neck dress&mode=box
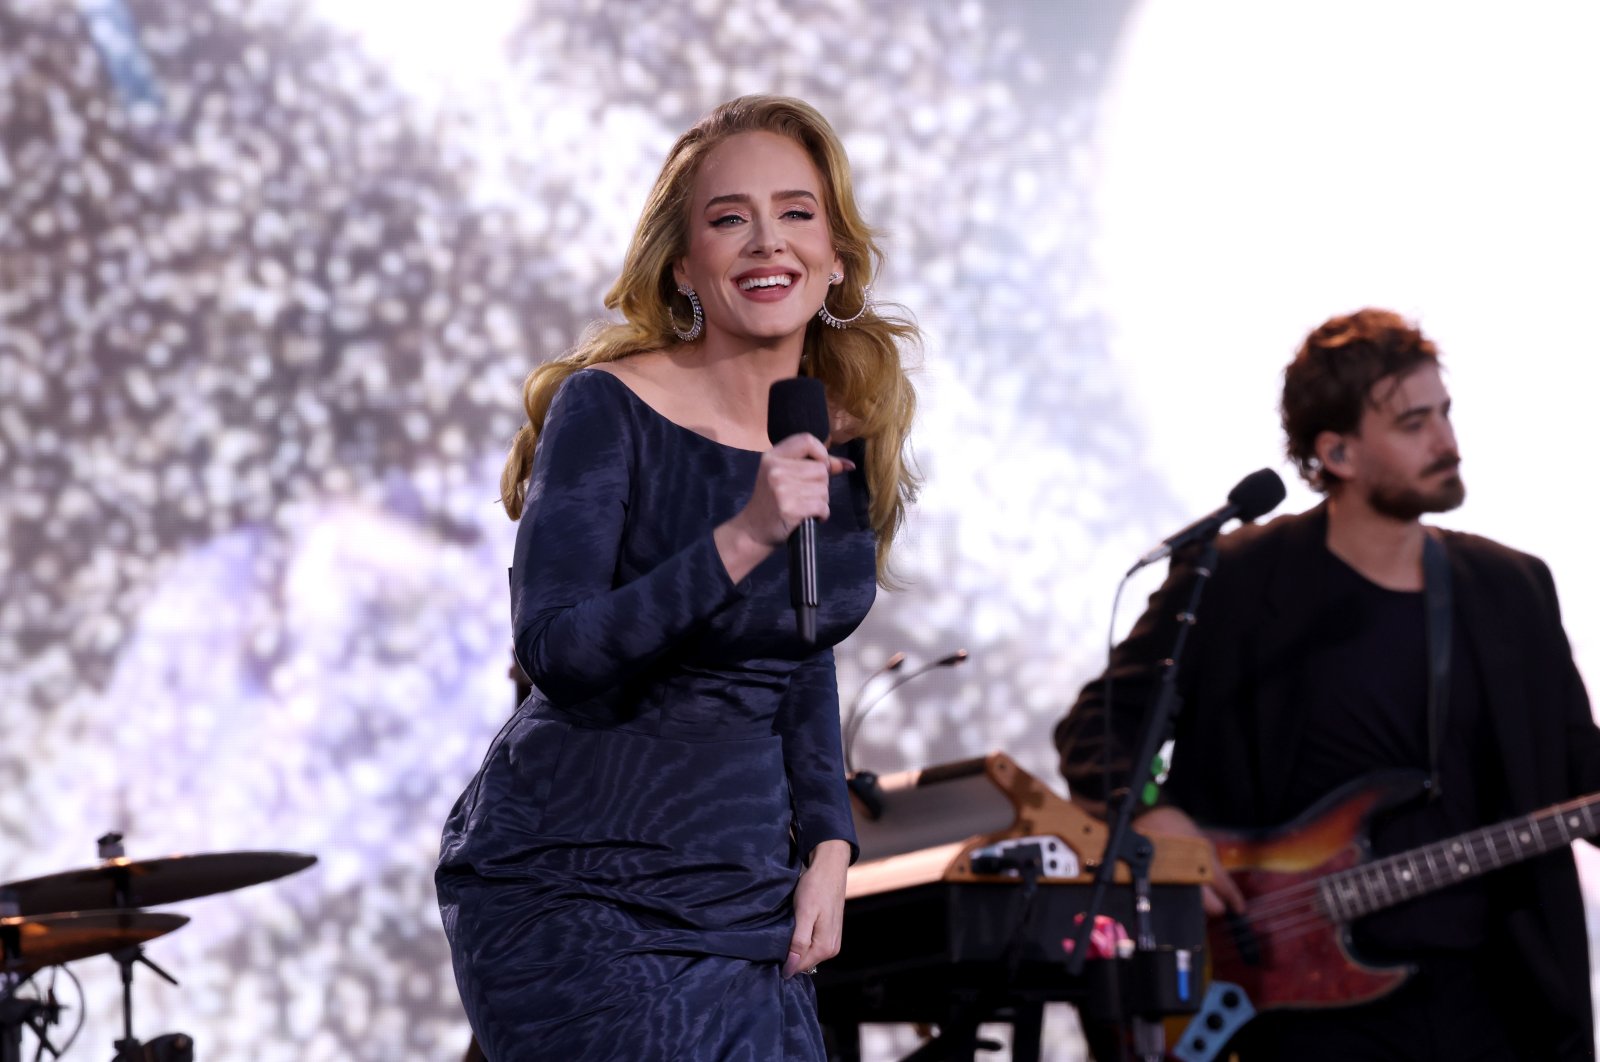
[437,367,874,1061]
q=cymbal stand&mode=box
[108,946,179,1062]
[93,835,188,1062]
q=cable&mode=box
[1099,571,1133,813]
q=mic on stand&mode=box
[844,649,969,820]
[767,377,831,643]
[841,652,906,773]
[1126,468,1286,575]
[1072,467,1289,1060]
[841,652,906,821]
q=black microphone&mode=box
[767,377,830,643]
[839,653,906,820]
[1129,468,1286,574]
[843,648,969,820]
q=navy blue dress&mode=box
[437,368,873,1061]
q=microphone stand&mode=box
[1065,541,1219,1062]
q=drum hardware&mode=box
[105,943,180,1062]
[110,1032,191,1062]
[0,985,63,1062]
[0,837,317,1061]
[2,910,189,1062]
[0,886,47,1062]
[90,836,183,1062]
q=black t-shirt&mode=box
[1281,548,1503,956]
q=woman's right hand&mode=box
[713,433,855,584]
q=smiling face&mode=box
[673,130,843,347]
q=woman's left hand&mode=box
[783,839,851,978]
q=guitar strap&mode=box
[1422,530,1453,800]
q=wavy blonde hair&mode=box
[501,95,920,584]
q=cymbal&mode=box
[1,852,317,916]
[1,911,189,975]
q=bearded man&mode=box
[1057,308,1600,1061]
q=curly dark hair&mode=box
[1281,308,1441,491]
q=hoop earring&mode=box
[672,283,703,342]
[818,274,871,329]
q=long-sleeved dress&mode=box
[437,368,874,1061]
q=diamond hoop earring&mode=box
[818,276,871,329]
[672,283,704,342]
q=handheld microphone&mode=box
[767,377,831,643]
[1128,468,1286,575]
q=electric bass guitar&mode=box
[1203,771,1600,1011]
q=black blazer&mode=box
[1056,505,1600,1060]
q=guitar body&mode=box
[1087,774,1600,1059]
[1204,772,1424,1011]
[1093,773,1600,1060]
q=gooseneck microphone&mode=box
[844,649,969,773]
[842,652,907,733]
[1127,467,1287,575]
[843,648,969,820]
[767,377,831,643]
[840,652,907,775]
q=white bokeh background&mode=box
[1,1,1596,1059]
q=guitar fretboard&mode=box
[1318,794,1600,922]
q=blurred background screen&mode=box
[2,0,1597,1058]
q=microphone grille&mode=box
[1227,468,1288,522]
[767,377,829,445]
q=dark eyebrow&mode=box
[1392,402,1437,422]
[703,190,819,211]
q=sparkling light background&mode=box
[1,1,1595,1059]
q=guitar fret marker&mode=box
[1338,880,1359,918]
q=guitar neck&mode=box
[1321,792,1600,922]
